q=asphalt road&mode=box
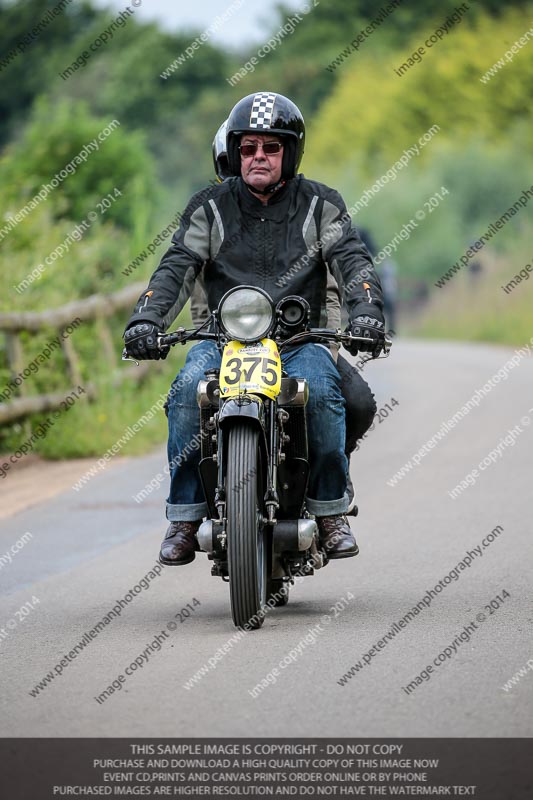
[1,339,532,737]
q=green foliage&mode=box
[306,8,533,181]
[43,18,240,191]
[0,299,194,457]
[30,361,182,460]
[1,0,532,460]
[0,95,176,459]
[339,129,533,286]
[259,0,533,113]
[0,351,187,459]
[301,6,533,300]
[407,230,533,346]
[0,97,157,230]
[1,209,130,313]
[0,0,103,143]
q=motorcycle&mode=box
[127,286,391,630]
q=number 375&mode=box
[224,356,278,386]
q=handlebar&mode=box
[159,328,217,347]
[121,328,215,363]
[278,328,393,356]
[122,327,392,363]
[156,327,392,355]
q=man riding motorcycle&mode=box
[190,119,379,511]
[124,92,385,566]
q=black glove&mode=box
[345,305,385,357]
[123,323,168,361]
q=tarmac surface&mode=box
[1,339,532,737]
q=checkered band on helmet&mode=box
[249,93,277,129]
[226,92,306,180]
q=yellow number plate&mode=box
[219,339,281,400]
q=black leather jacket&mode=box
[126,175,383,332]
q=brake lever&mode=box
[121,325,189,364]
[121,347,139,365]
[341,332,393,359]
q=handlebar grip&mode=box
[158,328,186,347]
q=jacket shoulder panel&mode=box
[296,175,346,207]
[186,184,216,212]
[184,179,235,218]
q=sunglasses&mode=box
[239,141,283,157]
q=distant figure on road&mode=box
[468,241,483,282]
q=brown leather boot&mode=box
[317,515,359,559]
[159,521,200,566]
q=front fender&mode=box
[218,397,269,486]
[218,397,265,429]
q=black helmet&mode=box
[212,119,231,182]
[226,92,305,182]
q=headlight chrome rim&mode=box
[218,286,274,343]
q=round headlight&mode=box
[218,286,274,342]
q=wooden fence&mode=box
[0,283,149,424]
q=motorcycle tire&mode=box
[226,424,267,630]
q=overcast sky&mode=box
[92,0,307,50]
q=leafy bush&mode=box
[0,100,188,458]
[0,97,157,230]
[306,8,533,182]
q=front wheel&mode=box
[226,425,267,630]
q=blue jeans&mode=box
[166,341,348,521]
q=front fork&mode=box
[204,397,321,580]
[211,397,278,553]
[265,397,280,523]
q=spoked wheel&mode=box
[226,425,267,630]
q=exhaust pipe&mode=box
[197,520,215,552]
[201,518,317,554]
[273,519,317,552]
